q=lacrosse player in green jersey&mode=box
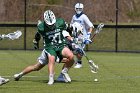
[14,10,74,85]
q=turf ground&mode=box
[0,50,140,93]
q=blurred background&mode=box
[0,0,140,52]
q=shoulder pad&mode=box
[37,21,45,31]
[56,18,66,30]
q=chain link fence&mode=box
[0,0,140,52]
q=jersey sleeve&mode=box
[37,21,45,32]
[56,18,67,30]
[83,15,94,28]
[70,15,75,24]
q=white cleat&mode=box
[74,63,82,68]
[56,73,68,83]
[47,75,54,85]
[0,77,10,86]
[14,74,22,81]
[61,68,71,82]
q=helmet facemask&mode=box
[46,23,56,31]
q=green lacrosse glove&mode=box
[33,39,39,49]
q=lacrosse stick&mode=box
[73,40,99,73]
[91,23,104,41]
[80,46,99,73]
[0,30,22,40]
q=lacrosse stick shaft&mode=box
[91,23,104,42]
[91,33,97,41]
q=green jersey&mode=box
[37,18,67,58]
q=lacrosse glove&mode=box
[84,32,92,44]
[33,39,39,49]
[84,39,92,44]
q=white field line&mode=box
[1,75,140,79]
[0,52,9,54]
[1,76,47,78]
[102,76,140,80]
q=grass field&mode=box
[0,50,140,93]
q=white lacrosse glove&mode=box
[33,39,39,49]
[84,39,92,44]
[83,32,92,44]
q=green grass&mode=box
[0,50,140,93]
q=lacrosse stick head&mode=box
[8,30,22,40]
[88,60,99,73]
[95,23,104,34]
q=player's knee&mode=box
[68,53,74,61]
[69,51,74,58]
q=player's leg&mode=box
[56,58,69,82]
[14,62,45,81]
[74,53,83,68]
[47,55,55,85]
[46,49,58,85]
[74,48,84,68]
[60,47,74,82]
[14,49,48,81]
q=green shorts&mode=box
[45,46,64,61]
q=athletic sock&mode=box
[77,60,82,64]
[19,72,24,76]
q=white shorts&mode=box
[37,49,49,65]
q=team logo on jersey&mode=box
[74,20,82,24]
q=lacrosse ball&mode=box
[94,78,98,82]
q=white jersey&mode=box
[71,14,94,38]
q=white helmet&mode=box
[72,22,83,37]
[44,10,56,25]
[75,3,84,14]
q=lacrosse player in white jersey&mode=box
[71,3,94,68]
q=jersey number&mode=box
[48,32,62,43]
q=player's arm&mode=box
[33,20,43,49]
[83,15,94,44]
[84,15,94,35]
[62,30,75,51]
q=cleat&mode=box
[74,63,82,68]
[14,74,22,81]
[57,73,68,83]
[0,77,10,86]
[61,68,71,82]
[47,74,54,85]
